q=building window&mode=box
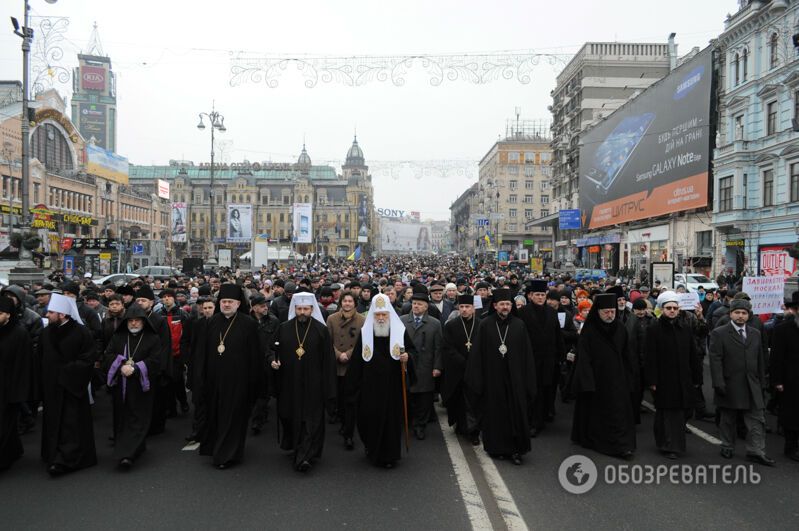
[540,209,549,217]
[508,223,517,232]
[541,195,549,204]
[508,165,519,175]
[509,208,517,218]
[794,90,799,121]
[523,194,533,203]
[279,213,284,222]
[742,173,748,209]
[524,166,535,177]
[696,230,712,254]
[525,180,533,190]
[769,33,778,69]
[508,152,520,163]
[734,114,744,140]
[508,194,517,204]
[525,208,533,219]
[719,176,733,212]
[733,53,740,86]
[509,180,517,190]
[763,169,774,207]
[766,101,777,136]
[540,181,548,190]
[790,163,799,203]
[742,48,748,81]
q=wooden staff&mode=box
[400,348,410,453]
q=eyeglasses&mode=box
[663,305,680,311]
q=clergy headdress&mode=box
[360,293,405,362]
[656,291,680,308]
[288,292,325,325]
[47,293,84,324]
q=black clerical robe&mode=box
[441,315,479,434]
[40,319,97,471]
[346,331,416,466]
[273,318,336,467]
[571,319,637,456]
[465,314,536,456]
[197,311,262,466]
[0,320,32,470]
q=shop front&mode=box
[575,233,621,273]
[624,224,670,278]
[723,238,745,276]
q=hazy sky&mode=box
[1,0,731,218]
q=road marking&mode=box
[473,446,530,531]
[182,442,200,451]
[437,413,493,530]
[641,400,722,445]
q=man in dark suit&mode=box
[400,290,443,440]
[709,299,774,466]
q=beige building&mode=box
[449,183,478,255]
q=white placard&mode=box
[742,276,785,314]
[678,292,700,310]
[557,312,566,328]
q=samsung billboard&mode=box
[579,46,713,229]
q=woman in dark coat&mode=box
[644,295,702,458]
[104,305,162,468]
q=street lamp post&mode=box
[196,105,226,267]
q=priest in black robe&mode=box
[196,284,262,469]
[441,294,481,444]
[104,305,162,468]
[345,294,416,469]
[134,285,172,437]
[465,289,536,465]
[270,292,336,472]
[571,293,637,459]
[40,293,97,476]
[0,297,32,471]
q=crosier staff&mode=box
[400,347,410,453]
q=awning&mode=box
[524,212,559,230]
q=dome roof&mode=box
[297,144,312,167]
[345,136,365,166]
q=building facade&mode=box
[449,183,478,254]
[71,53,117,152]
[712,0,799,279]
[128,138,376,262]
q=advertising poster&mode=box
[743,276,785,314]
[157,179,171,199]
[79,103,107,148]
[579,47,713,229]
[357,193,370,242]
[171,203,187,243]
[227,204,253,243]
[86,144,129,184]
[80,65,106,91]
[758,244,797,278]
[292,203,313,244]
[218,249,232,268]
[651,262,675,289]
[380,221,433,252]
[99,252,112,276]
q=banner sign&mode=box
[292,203,313,244]
[558,209,581,230]
[171,203,187,243]
[743,276,785,314]
[759,244,798,278]
[227,204,253,243]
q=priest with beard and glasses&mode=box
[196,284,262,470]
[570,293,637,460]
[345,294,415,469]
[441,294,482,445]
[465,289,536,466]
[270,292,336,473]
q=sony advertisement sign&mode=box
[579,46,713,229]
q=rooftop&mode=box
[129,163,339,181]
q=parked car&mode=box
[574,268,608,282]
[93,273,140,288]
[132,266,182,281]
[673,273,719,293]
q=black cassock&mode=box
[0,321,32,470]
[465,314,536,456]
[40,319,97,471]
[571,319,637,456]
[273,318,336,467]
[441,316,480,434]
[346,331,416,466]
[104,326,162,461]
[196,312,262,466]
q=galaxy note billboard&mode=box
[579,47,712,229]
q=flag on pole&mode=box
[347,245,362,261]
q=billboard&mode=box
[171,203,187,243]
[380,221,433,252]
[86,144,128,184]
[559,209,581,229]
[78,103,107,148]
[579,47,713,229]
[759,244,798,278]
[357,193,370,242]
[227,204,252,243]
[292,203,313,243]
[157,179,170,199]
[80,65,106,91]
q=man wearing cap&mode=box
[159,288,192,417]
[441,294,481,444]
[606,286,631,324]
[521,279,566,437]
[345,294,414,468]
[34,286,53,317]
[249,294,280,435]
[356,283,373,314]
[644,291,703,459]
[400,287,443,441]
[571,293,637,459]
[40,293,97,476]
[709,298,774,465]
[83,291,107,320]
[465,289,536,465]
[270,282,296,323]
[770,291,799,462]
[196,284,262,469]
[270,292,335,472]
[0,296,32,471]
[428,283,447,322]
[116,285,136,309]
[103,305,162,469]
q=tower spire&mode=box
[85,22,105,56]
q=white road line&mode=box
[641,400,722,445]
[437,413,493,530]
[473,446,530,531]
[182,442,201,451]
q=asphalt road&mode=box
[2,372,798,530]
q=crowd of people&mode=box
[0,255,797,476]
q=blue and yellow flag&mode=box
[347,245,362,261]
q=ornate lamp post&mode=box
[196,105,226,266]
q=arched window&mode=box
[741,48,748,81]
[769,33,779,69]
[733,53,740,85]
[30,122,74,174]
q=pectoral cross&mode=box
[465,341,472,351]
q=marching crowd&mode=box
[0,255,797,476]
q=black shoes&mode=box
[414,428,426,441]
[345,438,354,451]
[296,460,312,473]
[511,454,523,466]
[619,451,634,461]
[185,433,199,442]
[470,433,481,446]
[118,458,133,470]
[530,427,542,438]
[180,402,190,414]
[251,424,263,436]
[746,454,776,467]
[663,452,678,460]
[47,464,67,477]
[720,448,734,459]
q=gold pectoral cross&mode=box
[296,346,305,358]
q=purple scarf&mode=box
[107,348,150,401]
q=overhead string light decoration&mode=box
[30,16,72,95]
[229,50,569,88]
